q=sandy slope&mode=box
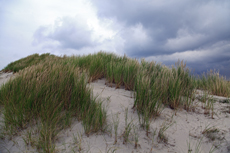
[0,74,230,153]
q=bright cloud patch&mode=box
[33,17,95,50]
[165,28,207,51]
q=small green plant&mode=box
[149,127,158,151]
[208,145,218,153]
[123,108,133,144]
[198,91,209,103]
[22,129,38,147]
[157,121,174,143]
[187,139,192,153]
[187,136,219,153]
[73,131,84,152]
[187,137,203,153]
[199,93,216,118]
[112,113,120,144]
[133,124,139,149]
[210,98,215,119]
[104,147,117,153]
[202,125,223,141]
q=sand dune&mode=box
[0,73,230,153]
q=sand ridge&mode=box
[0,74,230,153]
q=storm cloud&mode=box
[92,0,230,56]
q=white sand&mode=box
[0,74,230,153]
[0,72,13,87]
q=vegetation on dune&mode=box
[0,56,106,152]
[0,51,229,152]
[196,70,230,97]
[134,60,196,132]
[2,53,56,73]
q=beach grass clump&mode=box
[106,58,139,90]
[88,55,105,82]
[141,60,163,86]
[2,53,56,73]
[68,51,121,82]
[0,57,106,152]
[134,60,195,120]
[167,61,195,109]
[112,113,120,144]
[87,52,120,82]
[105,55,124,84]
[135,72,164,134]
[197,70,230,97]
[134,72,164,117]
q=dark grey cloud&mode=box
[92,0,230,56]
[145,41,230,79]
[33,16,96,50]
[189,59,230,79]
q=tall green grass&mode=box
[67,52,121,82]
[0,56,106,152]
[106,57,139,90]
[135,60,195,111]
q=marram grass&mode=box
[0,56,106,152]
[196,70,230,97]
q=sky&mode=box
[1,0,230,78]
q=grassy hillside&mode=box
[0,52,229,152]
